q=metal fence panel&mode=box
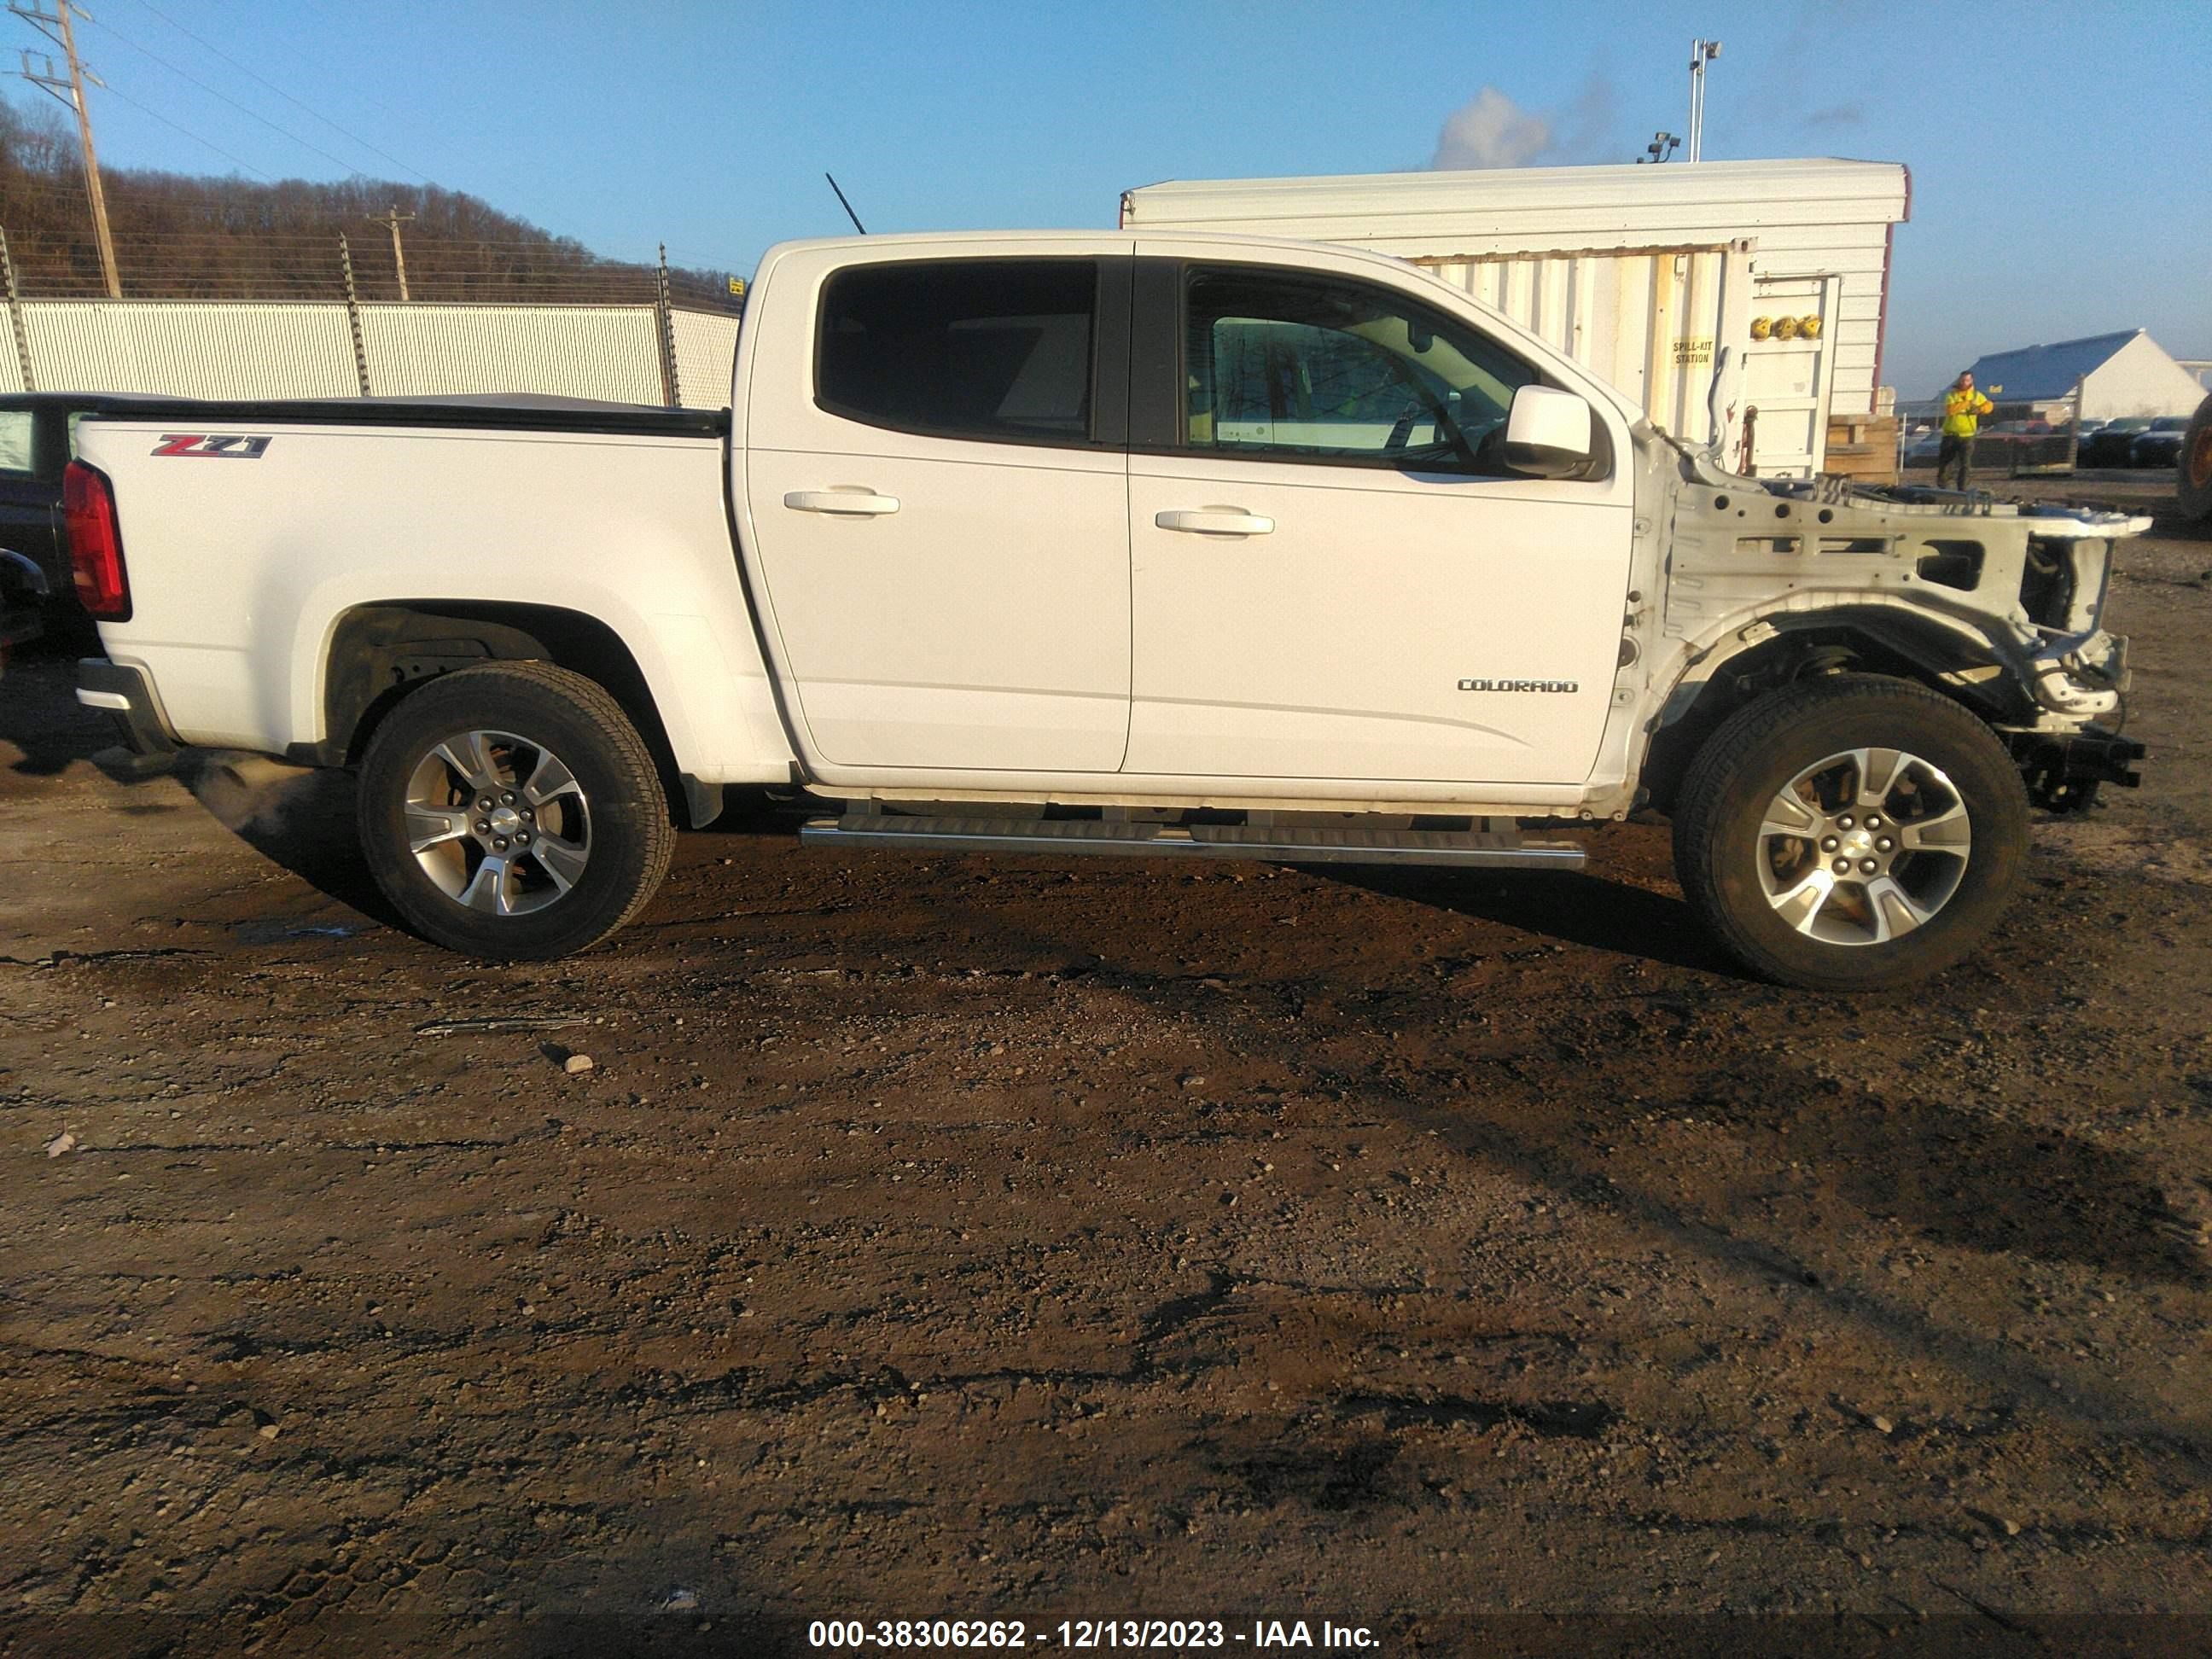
[2,297,743,407]
[20,300,363,398]
[359,304,663,403]
[670,311,742,410]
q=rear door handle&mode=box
[784,490,899,516]
[1155,508,1274,536]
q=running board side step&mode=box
[798,813,1586,870]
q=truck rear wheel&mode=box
[358,661,673,960]
[2178,394,2212,521]
[1672,675,2029,992]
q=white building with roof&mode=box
[1936,330,2206,422]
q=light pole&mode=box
[1687,38,1722,163]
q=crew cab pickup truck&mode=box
[66,231,2148,989]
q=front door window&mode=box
[1183,266,1544,475]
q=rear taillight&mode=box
[66,460,130,621]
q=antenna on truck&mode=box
[824,173,867,236]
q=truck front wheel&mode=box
[358,661,674,959]
[1672,675,2030,991]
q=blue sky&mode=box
[15,0,2210,399]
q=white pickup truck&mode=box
[66,230,2146,989]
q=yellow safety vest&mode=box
[1941,387,1993,437]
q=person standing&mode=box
[1937,371,1994,491]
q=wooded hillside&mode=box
[0,97,738,307]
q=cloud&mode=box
[1429,88,1551,170]
[1804,102,1864,127]
[1429,78,1619,171]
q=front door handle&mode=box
[1155,508,1274,536]
[784,490,899,516]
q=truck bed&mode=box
[49,391,730,440]
[73,394,789,783]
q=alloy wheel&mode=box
[1755,746,1971,946]
[402,729,591,917]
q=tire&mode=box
[1672,675,2029,992]
[358,661,674,960]
[2178,395,2212,521]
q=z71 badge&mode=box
[151,434,273,458]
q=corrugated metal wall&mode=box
[1412,244,1754,449]
[0,299,740,409]
[4,302,362,399]
[671,311,742,409]
[360,304,663,402]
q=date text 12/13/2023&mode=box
[806,1617,1381,1650]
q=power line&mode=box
[94,79,271,180]
[125,0,431,184]
[77,10,370,178]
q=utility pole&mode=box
[1685,38,1722,163]
[11,0,120,298]
[371,204,415,302]
[337,234,370,395]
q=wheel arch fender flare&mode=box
[1636,602,2021,812]
[305,599,713,824]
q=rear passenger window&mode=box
[817,259,1097,445]
[0,411,32,475]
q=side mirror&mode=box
[1503,385,1594,478]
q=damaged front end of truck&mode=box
[1644,435,2148,815]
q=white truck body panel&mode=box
[78,421,792,782]
[1124,450,1627,784]
[730,230,1643,800]
[737,236,1136,776]
[1126,232,1635,788]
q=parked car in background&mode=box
[1970,419,2073,475]
[2078,416,2154,467]
[0,544,44,669]
[1903,429,1944,466]
[0,393,102,644]
[2128,416,2192,469]
[0,397,77,591]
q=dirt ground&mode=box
[3,472,2209,1657]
